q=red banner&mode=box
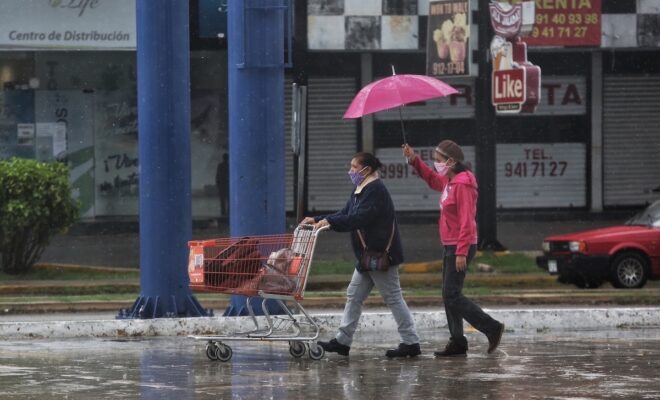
[523,0,601,47]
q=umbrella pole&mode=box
[398,106,407,144]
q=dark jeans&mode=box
[442,245,500,346]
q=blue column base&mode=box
[117,294,213,319]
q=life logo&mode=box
[48,0,100,17]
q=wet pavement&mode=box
[2,328,660,399]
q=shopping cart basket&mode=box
[187,224,328,361]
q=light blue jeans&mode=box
[335,266,419,346]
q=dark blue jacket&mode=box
[316,179,403,268]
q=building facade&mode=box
[301,0,660,212]
[0,0,658,222]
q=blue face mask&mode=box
[348,166,368,186]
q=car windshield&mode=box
[626,200,660,227]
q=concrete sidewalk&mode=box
[1,307,659,340]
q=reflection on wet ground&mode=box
[1,329,659,399]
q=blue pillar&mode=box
[225,0,289,316]
[118,0,208,319]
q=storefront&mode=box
[0,0,229,219]
[304,0,660,212]
[2,0,659,221]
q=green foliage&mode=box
[0,158,79,274]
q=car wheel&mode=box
[610,252,648,289]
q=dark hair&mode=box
[352,152,383,174]
[436,140,471,172]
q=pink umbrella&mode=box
[344,69,458,143]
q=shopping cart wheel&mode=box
[215,343,233,362]
[205,341,219,361]
[289,341,306,358]
[308,343,325,360]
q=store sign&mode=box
[376,143,586,210]
[375,146,476,211]
[491,37,541,114]
[373,75,584,120]
[493,68,526,112]
[536,76,585,115]
[489,1,535,38]
[426,0,472,78]
[497,143,586,208]
[0,0,136,50]
[524,0,601,47]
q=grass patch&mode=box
[309,252,538,275]
[0,251,537,285]
[472,251,538,274]
[309,260,354,275]
[0,267,139,281]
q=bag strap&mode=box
[356,222,396,252]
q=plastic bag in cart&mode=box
[205,237,263,289]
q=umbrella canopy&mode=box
[343,74,458,119]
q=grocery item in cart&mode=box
[258,248,298,293]
[205,237,262,289]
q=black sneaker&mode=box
[433,338,467,357]
[317,338,350,356]
[487,322,505,354]
[385,343,421,358]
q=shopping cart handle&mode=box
[295,223,330,235]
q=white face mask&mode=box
[434,161,450,176]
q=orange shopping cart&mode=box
[187,224,329,361]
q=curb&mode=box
[1,307,659,340]
[401,260,442,273]
[33,263,134,273]
[5,291,660,315]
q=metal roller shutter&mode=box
[306,77,359,212]
[603,76,660,206]
[284,78,294,212]
[283,77,358,213]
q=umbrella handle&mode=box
[398,106,407,144]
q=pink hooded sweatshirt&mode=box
[410,157,478,256]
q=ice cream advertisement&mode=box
[426,0,471,78]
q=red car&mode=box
[537,200,660,289]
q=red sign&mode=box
[493,69,526,112]
[524,0,601,46]
[492,39,541,114]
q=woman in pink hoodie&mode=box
[403,140,504,357]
